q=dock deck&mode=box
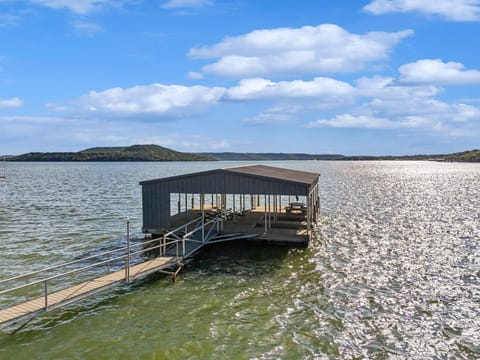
[170,205,309,247]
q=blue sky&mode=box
[1,0,480,155]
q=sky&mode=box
[1,0,480,155]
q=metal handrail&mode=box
[0,245,129,285]
[182,217,219,239]
[0,230,179,286]
[0,215,221,315]
[162,216,204,238]
[0,253,128,296]
[0,236,184,297]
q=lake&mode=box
[0,161,479,359]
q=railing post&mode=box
[161,235,166,256]
[126,219,131,283]
[44,281,48,311]
[182,236,186,258]
[176,237,179,261]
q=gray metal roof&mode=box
[140,164,319,187]
[225,165,319,185]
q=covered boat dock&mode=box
[140,165,320,247]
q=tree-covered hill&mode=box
[10,145,213,161]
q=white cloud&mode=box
[162,0,212,9]
[243,112,294,124]
[301,71,480,133]
[366,97,480,122]
[0,97,23,108]
[355,76,480,128]
[364,0,480,22]
[189,24,413,77]
[30,0,119,14]
[307,114,398,129]
[355,76,441,99]
[72,20,103,37]
[399,59,480,84]
[226,77,354,100]
[66,83,226,117]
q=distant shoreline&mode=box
[4,145,480,163]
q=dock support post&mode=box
[44,281,48,311]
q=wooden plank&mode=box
[0,256,176,326]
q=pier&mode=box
[0,165,320,329]
[141,164,320,246]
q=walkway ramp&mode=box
[0,256,174,327]
[0,216,222,329]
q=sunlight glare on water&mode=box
[0,161,479,359]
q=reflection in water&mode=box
[0,161,479,358]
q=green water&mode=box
[1,161,479,359]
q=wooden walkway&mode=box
[0,256,176,327]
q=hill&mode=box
[442,149,480,162]
[10,145,213,162]
[7,146,480,163]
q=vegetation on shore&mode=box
[6,146,480,162]
[201,152,344,161]
[9,145,213,162]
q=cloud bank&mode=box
[399,59,480,84]
[189,24,413,77]
[70,83,226,117]
[364,0,480,22]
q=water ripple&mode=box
[0,161,479,359]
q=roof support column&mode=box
[268,194,271,229]
[264,194,268,233]
[233,194,236,222]
[185,193,188,221]
[306,192,311,230]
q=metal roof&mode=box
[140,164,319,187]
[225,165,319,185]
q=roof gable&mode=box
[140,165,319,187]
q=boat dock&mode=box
[1,165,320,329]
